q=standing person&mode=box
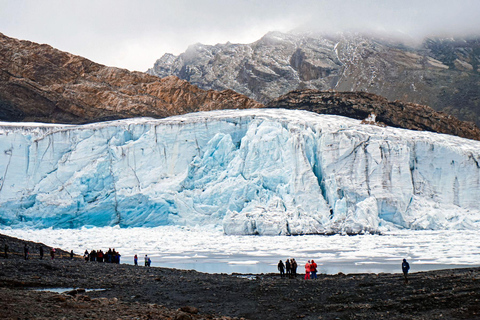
[134,254,138,266]
[84,250,89,262]
[4,243,8,259]
[402,259,410,283]
[145,254,149,267]
[50,248,55,260]
[97,250,104,263]
[291,259,297,278]
[147,256,151,267]
[39,246,44,260]
[278,260,285,277]
[285,259,291,278]
[304,260,311,280]
[70,250,74,259]
[24,244,29,260]
[310,259,318,279]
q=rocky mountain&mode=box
[1,32,478,141]
[148,31,480,127]
[0,33,262,124]
[267,90,480,141]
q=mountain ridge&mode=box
[1,32,480,141]
[0,32,262,124]
[148,31,480,126]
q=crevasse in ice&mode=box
[0,109,479,234]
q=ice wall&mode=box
[0,109,479,234]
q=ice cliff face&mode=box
[148,31,480,126]
[1,109,479,234]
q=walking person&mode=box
[278,260,285,277]
[50,248,55,260]
[39,246,44,260]
[310,259,318,279]
[402,259,410,284]
[304,260,311,280]
[145,254,149,267]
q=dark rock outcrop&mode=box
[267,90,480,141]
[0,33,262,124]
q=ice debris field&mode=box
[0,109,480,235]
[3,226,480,274]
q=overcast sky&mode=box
[1,0,479,72]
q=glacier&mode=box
[0,109,479,235]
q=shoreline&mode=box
[1,233,480,319]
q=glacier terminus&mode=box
[0,109,479,235]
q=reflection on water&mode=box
[33,288,106,293]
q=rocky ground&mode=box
[1,233,480,320]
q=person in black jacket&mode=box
[285,259,291,278]
[278,260,285,277]
[402,259,410,283]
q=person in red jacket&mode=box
[310,259,318,279]
[304,260,311,279]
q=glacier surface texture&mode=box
[0,109,479,235]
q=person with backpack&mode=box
[402,259,410,283]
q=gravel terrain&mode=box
[1,233,479,319]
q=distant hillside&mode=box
[0,33,262,124]
[148,31,480,127]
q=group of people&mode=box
[277,259,317,279]
[84,248,121,264]
[2,242,71,260]
[22,243,59,260]
[133,254,152,266]
[278,258,411,283]
[277,258,298,278]
[304,260,318,279]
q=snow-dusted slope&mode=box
[1,109,479,234]
[148,31,480,127]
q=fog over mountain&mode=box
[0,0,479,71]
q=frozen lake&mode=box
[2,226,479,275]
